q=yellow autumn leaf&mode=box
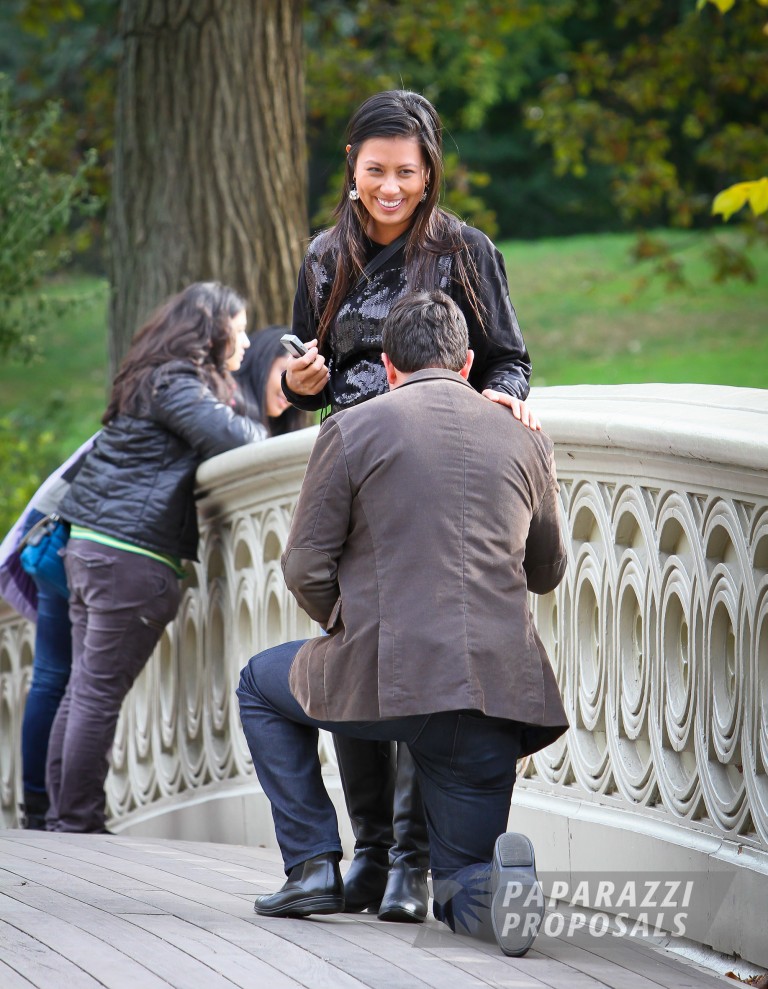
[713,180,768,220]
[747,177,768,216]
[712,183,752,220]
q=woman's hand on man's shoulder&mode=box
[482,390,541,431]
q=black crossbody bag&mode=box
[353,232,409,291]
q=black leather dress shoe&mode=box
[377,857,429,923]
[343,848,390,912]
[254,852,345,918]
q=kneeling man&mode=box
[237,289,568,956]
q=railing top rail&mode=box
[530,383,768,471]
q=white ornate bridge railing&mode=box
[1,384,766,967]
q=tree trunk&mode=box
[108,0,306,371]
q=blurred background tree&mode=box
[0,73,97,360]
[525,0,768,283]
[0,68,97,532]
[107,0,306,368]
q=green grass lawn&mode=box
[502,229,768,389]
[0,276,110,453]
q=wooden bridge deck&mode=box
[0,829,738,989]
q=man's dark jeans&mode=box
[236,640,525,939]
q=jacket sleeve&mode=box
[280,260,327,413]
[457,227,532,401]
[523,450,567,595]
[281,418,352,625]
[152,365,266,459]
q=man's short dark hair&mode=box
[381,290,468,373]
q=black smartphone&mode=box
[280,333,308,358]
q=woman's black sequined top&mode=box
[283,223,532,413]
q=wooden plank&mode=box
[250,914,438,989]
[4,832,281,897]
[4,879,262,989]
[126,913,309,989]
[0,900,172,989]
[0,834,276,907]
[536,923,733,989]
[1,853,166,916]
[535,932,702,989]
[130,889,404,989]
[0,936,69,989]
[280,913,516,989]
[379,920,614,989]
[44,837,549,988]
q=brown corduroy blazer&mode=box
[283,368,569,756]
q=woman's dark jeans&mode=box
[46,539,181,833]
[17,507,73,797]
[21,574,73,795]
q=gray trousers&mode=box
[46,539,181,832]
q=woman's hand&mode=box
[285,339,330,396]
[482,390,541,431]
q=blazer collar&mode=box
[396,367,474,390]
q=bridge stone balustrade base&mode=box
[1,384,766,969]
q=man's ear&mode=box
[381,352,399,388]
[459,349,474,380]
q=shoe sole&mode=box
[490,833,545,957]
[343,899,382,914]
[254,894,345,918]
[377,905,426,923]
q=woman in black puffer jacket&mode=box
[48,282,265,833]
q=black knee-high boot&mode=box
[335,736,430,920]
[378,744,430,922]
[334,735,395,912]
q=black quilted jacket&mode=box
[59,361,265,560]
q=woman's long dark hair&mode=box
[233,325,309,436]
[317,89,484,345]
[103,282,245,424]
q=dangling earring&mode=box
[349,180,360,202]
[421,185,429,203]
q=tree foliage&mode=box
[525,0,768,232]
[699,0,768,223]
[0,73,97,361]
[0,412,59,535]
[1,1,118,206]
